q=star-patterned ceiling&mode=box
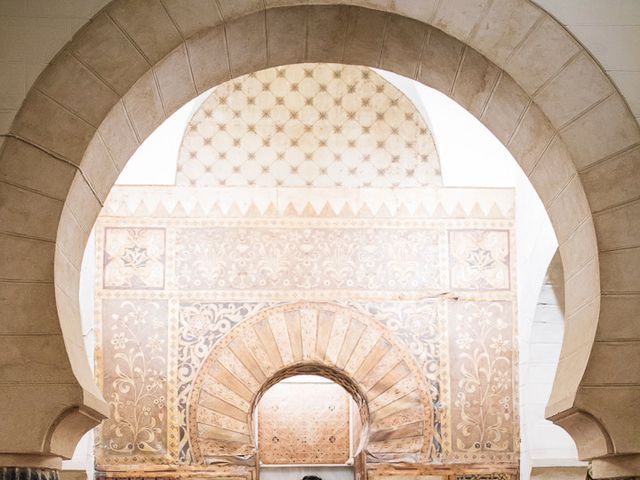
[177,63,442,188]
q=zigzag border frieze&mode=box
[102,186,514,220]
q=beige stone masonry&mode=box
[0,1,639,476]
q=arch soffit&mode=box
[187,302,433,463]
[1,0,638,462]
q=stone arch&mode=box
[1,1,638,473]
[187,302,432,464]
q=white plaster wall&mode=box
[525,257,585,467]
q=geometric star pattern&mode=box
[177,63,442,188]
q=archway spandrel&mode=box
[188,302,433,463]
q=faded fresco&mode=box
[257,381,351,465]
[94,189,517,470]
[93,64,519,478]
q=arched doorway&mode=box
[187,302,432,468]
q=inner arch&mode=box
[187,302,433,464]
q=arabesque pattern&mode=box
[94,184,518,469]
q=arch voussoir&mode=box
[188,303,432,464]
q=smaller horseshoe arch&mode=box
[250,363,371,461]
[188,302,432,464]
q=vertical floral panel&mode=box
[99,299,169,462]
[103,228,166,289]
[447,301,516,461]
[449,230,510,290]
